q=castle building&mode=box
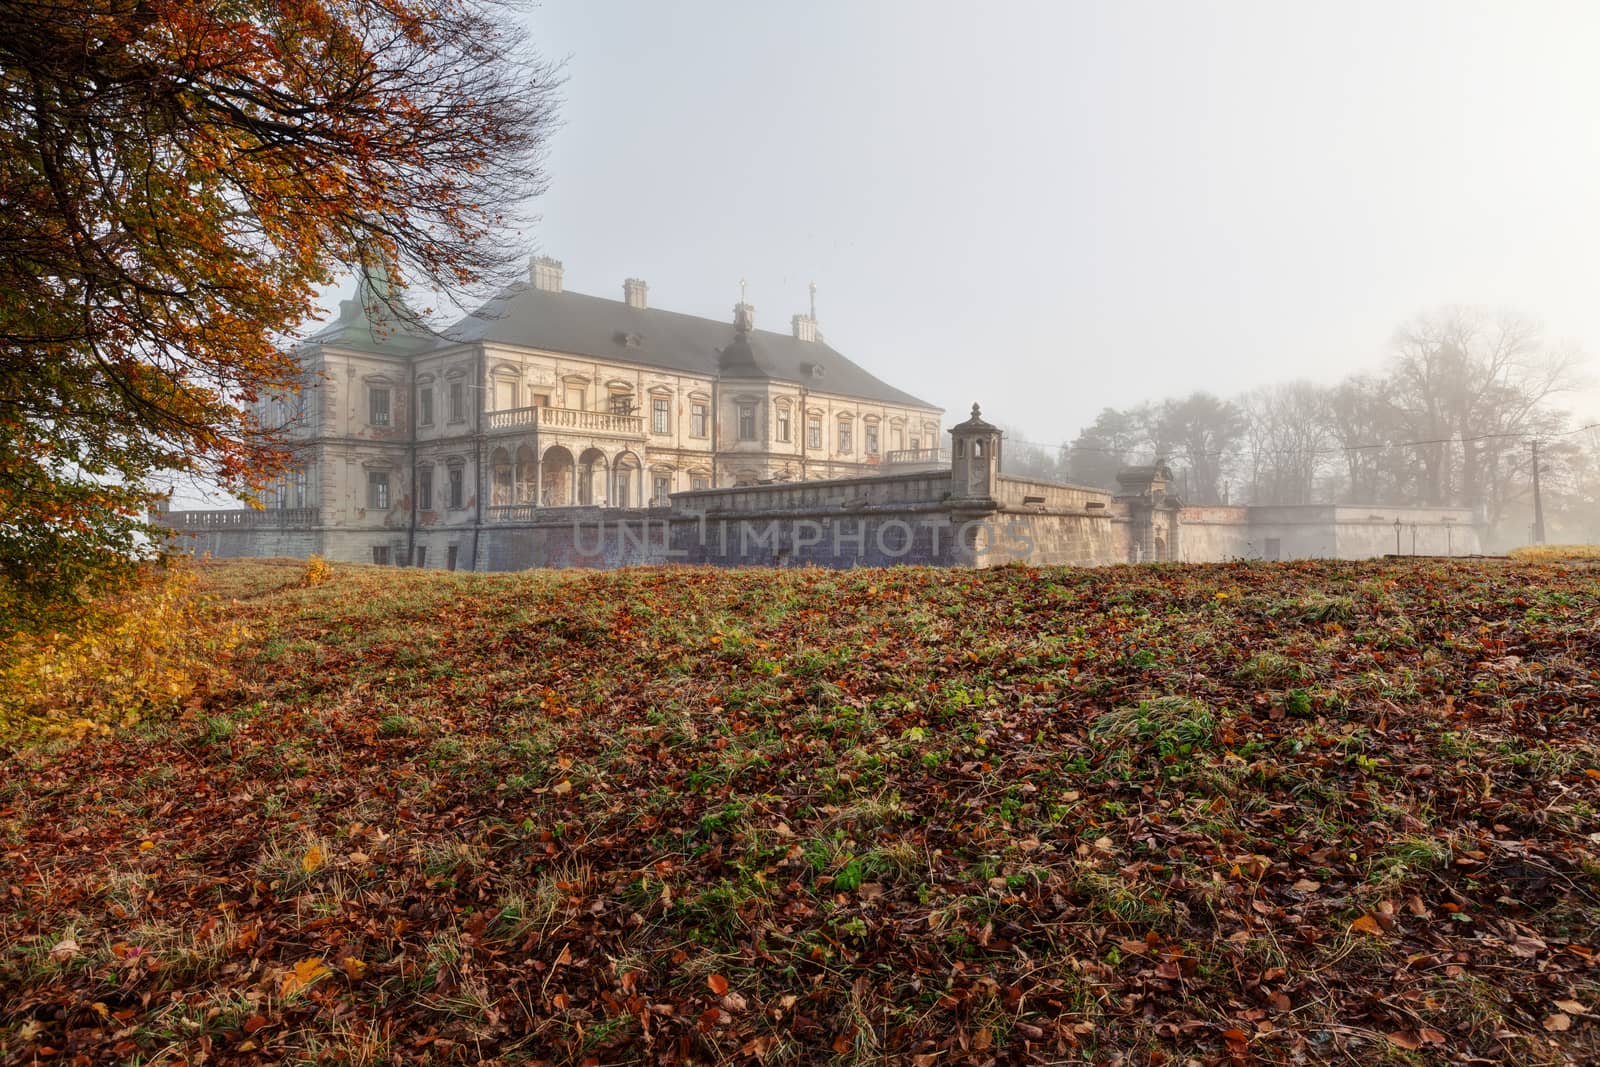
[167,258,944,568]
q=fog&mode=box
[516,0,1600,441]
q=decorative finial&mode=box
[971,402,982,419]
[739,277,747,303]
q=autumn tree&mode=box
[0,0,559,632]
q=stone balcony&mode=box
[484,405,644,439]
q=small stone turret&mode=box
[949,403,1002,500]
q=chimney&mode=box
[792,281,819,342]
[623,277,648,309]
[530,256,563,293]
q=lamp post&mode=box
[1394,517,1402,555]
[1443,517,1454,557]
[1411,523,1418,556]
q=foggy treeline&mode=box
[1002,308,1600,548]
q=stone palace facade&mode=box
[157,258,946,569]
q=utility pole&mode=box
[1531,439,1547,545]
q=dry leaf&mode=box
[1544,1013,1573,1032]
[1349,914,1384,935]
[279,957,329,996]
[707,973,729,995]
[300,845,325,875]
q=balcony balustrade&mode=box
[152,507,319,529]
[485,405,644,438]
[883,446,951,470]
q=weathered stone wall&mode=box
[994,476,1112,511]
[169,528,323,560]
[1330,506,1481,558]
[974,511,1128,567]
[669,508,976,567]
[1174,506,1252,562]
[477,511,669,571]
[673,471,955,516]
[161,471,1487,571]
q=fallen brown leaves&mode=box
[1,557,1599,1064]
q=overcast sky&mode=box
[411,1,1600,447]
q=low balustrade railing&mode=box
[485,405,644,437]
[153,508,319,529]
[884,447,950,468]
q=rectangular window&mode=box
[807,416,822,450]
[691,476,710,491]
[775,408,791,443]
[413,546,427,568]
[447,466,464,509]
[568,386,586,410]
[909,436,920,453]
[446,544,459,571]
[367,471,390,510]
[690,402,708,438]
[609,393,635,416]
[418,387,434,426]
[653,474,671,504]
[371,545,390,565]
[291,469,308,507]
[737,402,757,442]
[448,381,465,423]
[865,423,879,455]
[369,387,391,427]
[417,465,433,511]
[652,397,670,435]
[531,391,550,407]
[837,421,852,453]
[494,377,517,411]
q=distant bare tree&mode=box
[1387,307,1583,526]
[1240,382,1331,504]
[1320,375,1407,503]
[997,425,1067,481]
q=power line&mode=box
[1004,420,1600,462]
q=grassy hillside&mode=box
[3,558,1600,1065]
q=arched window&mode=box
[491,447,513,506]
[515,446,537,504]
